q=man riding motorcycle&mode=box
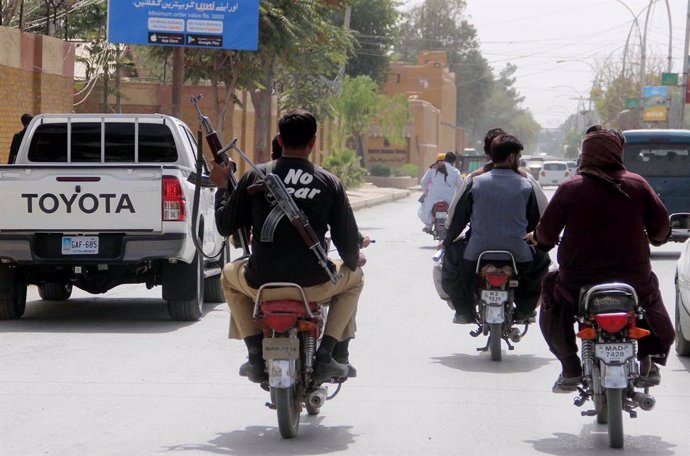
[419,152,462,233]
[526,127,675,393]
[442,134,550,324]
[210,110,366,385]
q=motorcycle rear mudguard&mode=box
[599,363,629,389]
[268,359,296,388]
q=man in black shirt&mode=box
[211,110,365,384]
[8,114,33,164]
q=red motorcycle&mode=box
[574,282,656,448]
[252,282,345,439]
[431,201,449,241]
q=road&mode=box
[1,191,689,456]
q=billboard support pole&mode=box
[681,0,690,129]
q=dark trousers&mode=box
[441,239,550,317]
[539,270,675,376]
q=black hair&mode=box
[444,151,456,164]
[21,114,33,127]
[490,134,523,162]
[483,127,506,155]
[271,134,282,159]
[278,110,317,148]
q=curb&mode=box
[349,189,411,211]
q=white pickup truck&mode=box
[0,114,228,321]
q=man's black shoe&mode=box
[453,312,476,324]
[313,358,349,384]
[239,360,267,383]
[334,358,357,378]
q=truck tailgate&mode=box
[0,166,164,232]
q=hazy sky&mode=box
[403,0,688,128]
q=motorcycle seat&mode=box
[578,283,637,316]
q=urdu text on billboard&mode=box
[107,1,260,50]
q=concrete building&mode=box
[365,51,467,178]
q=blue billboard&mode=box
[107,1,260,50]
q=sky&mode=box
[403,0,688,128]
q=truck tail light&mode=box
[162,176,186,221]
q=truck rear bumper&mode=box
[0,233,187,264]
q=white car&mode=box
[675,236,690,356]
[538,161,571,186]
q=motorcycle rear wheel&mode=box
[592,366,608,424]
[274,386,300,439]
[606,388,624,448]
[489,323,502,361]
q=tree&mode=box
[331,75,411,166]
[343,0,400,83]
[474,64,541,151]
[248,0,352,163]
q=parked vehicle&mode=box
[431,201,449,241]
[566,160,578,175]
[573,283,656,449]
[623,129,690,241]
[467,250,531,361]
[674,214,690,356]
[253,282,346,439]
[0,114,227,321]
[538,161,571,186]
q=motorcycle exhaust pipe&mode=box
[632,392,655,411]
[307,387,328,409]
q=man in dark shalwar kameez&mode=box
[528,127,675,393]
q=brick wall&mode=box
[0,26,74,163]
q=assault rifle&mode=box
[222,138,339,284]
[190,95,250,257]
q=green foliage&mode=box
[392,163,418,178]
[344,0,401,83]
[473,64,541,151]
[331,75,411,164]
[368,163,392,177]
[322,148,365,189]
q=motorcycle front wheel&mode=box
[606,388,624,448]
[274,386,300,439]
[489,323,502,361]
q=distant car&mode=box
[675,234,690,356]
[566,160,577,175]
[538,160,571,186]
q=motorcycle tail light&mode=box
[577,326,597,339]
[485,273,509,288]
[594,312,631,333]
[264,313,297,333]
[297,320,316,332]
[628,326,651,339]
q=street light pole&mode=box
[681,0,690,129]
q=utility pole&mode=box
[681,0,690,129]
[639,1,655,128]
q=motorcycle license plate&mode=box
[263,337,299,360]
[62,236,99,255]
[595,343,634,365]
[481,290,508,304]
[436,212,448,219]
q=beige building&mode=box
[366,51,467,179]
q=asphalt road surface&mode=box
[2,190,689,455]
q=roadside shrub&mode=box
[368,163,392,177]
[392,163,418,178]
[322,148,365,189]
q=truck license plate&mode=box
[62,236,99,255]
[481,289,508,304]
[263,337,299,360]
[595,343,634,365]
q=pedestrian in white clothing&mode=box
[419,152,463,231]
